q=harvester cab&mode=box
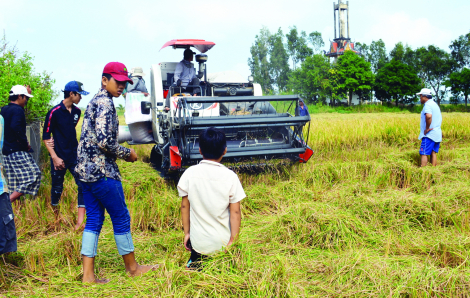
[125,39,313,178]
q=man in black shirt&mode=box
[43,81,89,230]
[1,85,41,203]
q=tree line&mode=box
[248,27,470,106]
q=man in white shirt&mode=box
[417,88,442,167]
[178,127,245,269]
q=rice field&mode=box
[1,111,470,297]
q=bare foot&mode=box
[127,264,160,277]
[82,277,110,284]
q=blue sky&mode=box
[1,0,468,107]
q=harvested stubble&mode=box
[1,112,470,297]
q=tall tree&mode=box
[449,32,470,69]
[327,67,345,106]
[367,39,389,73]
[390,42,405,61]
[248,27,272,93]
[268,28,291,92]
[390,42,418,72]
[415,45,455,105]
[286,26,312,69]
[335,50,374,106]
[374,59,422,106]
[308,31,325,54]
[355,42,369,59]
[444,68,470,107]
[286,26,300,70]
[290,54,333,104]
[297,30,313,63]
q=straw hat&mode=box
[131,67,146,77]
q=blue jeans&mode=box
[80,177,134,257]
[50,158,84,208]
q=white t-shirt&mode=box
[177,160,246,255]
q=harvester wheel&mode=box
[150,146,178,179]
[149,147,163,171]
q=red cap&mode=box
[103,62,133,84]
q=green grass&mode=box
[1,112,470,297]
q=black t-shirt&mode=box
[42,102,81,163]
[1,103,28,156]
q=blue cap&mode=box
[63,81,89,96]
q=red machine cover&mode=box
[160,39,216,53]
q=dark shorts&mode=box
[420,137,440,155]
[0,192,17,254]
[186,239,207,270]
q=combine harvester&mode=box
[124,39,313,178]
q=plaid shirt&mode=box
[0,116,8,193]
[75,89,131,183]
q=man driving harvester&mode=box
[165,48,201,111]
[175,48,201,96]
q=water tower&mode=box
[325,0,360,60]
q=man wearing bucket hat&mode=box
[42,81,89,230]
[124,67,149,96]
[1,85,41,203]
[75,62,158,283]
[417,88,442,167]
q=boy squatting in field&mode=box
[42,81,89,230]
[417,88,442,167]
[1,85,41,203]
[178,127,245,269]
[75,62,158,283]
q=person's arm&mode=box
[227,174,245,247]
[189,67,196,81]
[227,202,241,246]
[424,113,433,135]
[94,100,135,162]
[181,195,191,251]
[42,110,64,170]
[174,62,183,82]
[43,139,65,170]
[142,79,149,96]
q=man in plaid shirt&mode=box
[1,85,41,202]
